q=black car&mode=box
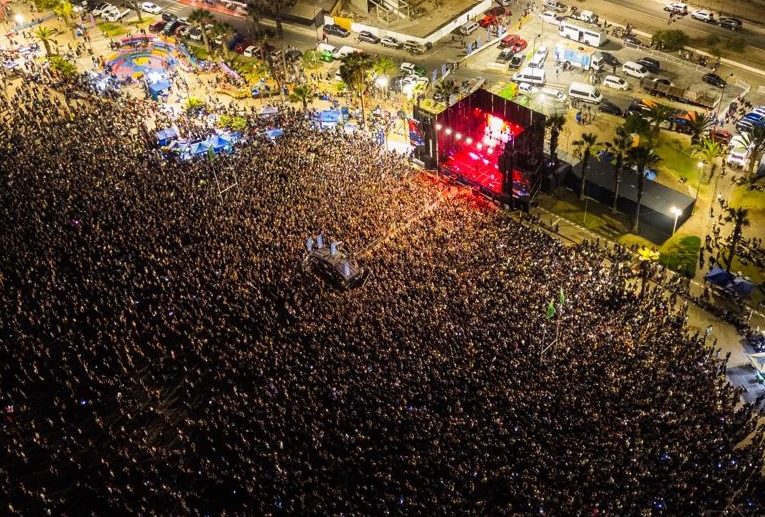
[702,72,727,88]
[161,12,177,22]
[285,48,302,62]
[358,30,380,44]
[599,100,623,116]
[719,17,742,31]
[162,20,180,36]
[599,51,620,67]
[623,34,642,46]
[496,48,515,64]
[323,24,350,38]
[636,57,660,74]
[508,54,525,69]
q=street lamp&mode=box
[14,14,23,26]
[714,72,735,123]
[670,206,682,235]
[695,160,705,200]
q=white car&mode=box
[663,2,688,14]
[602,75,629,90]
[99,5,120,18]
[91,3,111,16]
[380,36,401,48]
[243,45,259,58]
[517,82,535,95]
[105,8,129,22]
[540,11,563,25]
[399,62,420,75]
[691,9,714,22]
[141,2,162,14]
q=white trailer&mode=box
[559,20,606,47]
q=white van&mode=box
[529,46,548,68]
[602,75,629,90]
[568,81,603,103]
[459,21,480,35]
[622,61,649,78]
[317,43,339,61]
[336,45,363,58]
[512,67,546,85]
[727,135,751,169]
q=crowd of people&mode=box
[1,70,764,515]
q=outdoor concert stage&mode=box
[411,89,546,209]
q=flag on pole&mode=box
[546,299,556,321]
[559,288,566,307]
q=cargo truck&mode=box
[554,44,603,71]
[639,77,719,109]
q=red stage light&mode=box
[487,147,494,154]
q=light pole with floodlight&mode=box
[670,206,682,235]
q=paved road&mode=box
[594,0,765,52]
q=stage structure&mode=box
[410,89,547,210]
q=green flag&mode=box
[546,299,556,321]
[559,288,566,307]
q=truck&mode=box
[571,9,599,24]
[559,20,607,47]
[639,77,719,109]
[554,44,604,71]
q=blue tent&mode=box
[156,127,178,146]
[265,128,284,140]
[705,267,734,287]
[730,277,756,296]
[207,135,231,152]
[148,79,171,100]
[317,110,341,123]
[190,141,211,155]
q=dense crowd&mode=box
[1,74,764,515]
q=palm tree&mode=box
[692,138,724,182]
[211,22,235,57]
[622,113,651,141]
[53,0,76,38]
[247,0,298,38]
[685,111,714,145]
[33,26,58,57]
[433,78,460,105]
[740,125,765,176]
[289,84,316,114]
[185,96,205,114]
[339,53,374,129]
[643,103,675,141]
[545,114,566,163]
[572,132,600,201]
[723,206,751,271]
[189,9,215,53]
[603,127,632,213]
[627,145,662,233]
[301,49,322,80]
[372,56,397,79]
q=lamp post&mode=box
[714,73,735,123]
[670,205,682,235]
[434,122,442,174]
[695,160,704,200]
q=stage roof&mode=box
[570,156,695,218]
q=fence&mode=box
[623,42,713,74]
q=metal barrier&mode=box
[734,78,751,98]
[623,42,713,74]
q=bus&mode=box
[559,20,606,48]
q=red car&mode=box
[485,6,507,17]
[709,128,732,145]
[499,34,520,48]
[511,38,528,53]
[148,20,166,33]
[479,14,497,27]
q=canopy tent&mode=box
[259,106,279,117]
[705,267,734,287]
[148,79,171,100]
[156,127,179,146]
[265,128,284,140]
[730,277,756,296]
[207,134,232,152]
[189,141,212,155]
[749,352,765,383]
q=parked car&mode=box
[636,57,660,74]
[358,30,380,44]
[400,62,426,76]
[599,100,623,116]
[709,128,732,145]
[499,34,520,48]
[719,17,742,31]
[691,9,715,22]
[188,27,203,41]
[496,48,515,63]
[161,12,177,22]
[543,0,567,13]
[702,72,727,88]
[141,1,161,14]
[323,24,350,37]
[285,48,302,62]
[479,15,497,28]
[485,6,506,17]
[599,51,620,67]
[403,40,426,55]
[148,20,166,33]
[623,34,642,46]
[99,5,120,18]
[510,38,528,53]
[508,54,525,69]
[540,11,563,25]
[380,36,401,48]
[175,24,190,37]
[105,9,129,22]
[458,21,480,35]
[91,3,112,16]
[163,20,180,36]
[602,75,629,90]
[242,45,259,58]
[517,82,534,96]
[663,2,688,14]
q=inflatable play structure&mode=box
[104,35,200,82]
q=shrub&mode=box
[652,29,689,51]
[660,235,701,278]
[48,55,77,78]
[725,37,746,52]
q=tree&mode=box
[131,0,143,23]
[33,26,58,57]
[644,103,675,141]
[53,0,76,38]
[48,55,77,77]
[211,22,235,57]
[247,0,298,38]
[685,111,714,146]
[627,145,662,233]
[185,96,205,115]
[723,207,751,271]
[339,53,374,129]
[372,56,397,79]
[692,138,724,182]
[572,133,600,201]
[289,84,316,114]
[545,114,566,163]
[301,49,323,77]
[189,9,215,53]
[622,113,651,140]
[651,29,689,51]
[433,78,460,104]
[603,127,632,213]
[740,125,765,176]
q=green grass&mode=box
[653,135,707,196]
[658,234,701,278]
[97,21,129,38]
[187,44,209,61]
